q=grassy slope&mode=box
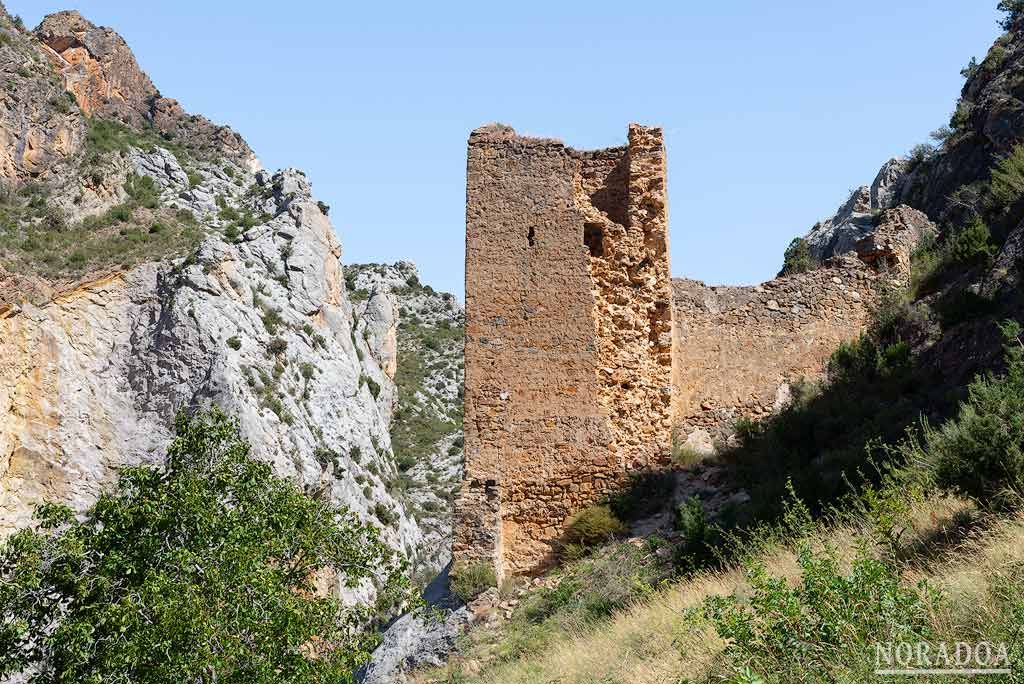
[418,493,1024,683]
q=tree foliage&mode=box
[779,237,815,276]
[998,0,1024,29]
[917,320,1024,505]
[0,408,412,684]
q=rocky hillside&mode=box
[346,262,465,578]
[0,5,452,589]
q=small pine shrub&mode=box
[124,174,160,209]
[107,204,132,223]
[261,308,284,334]
[267,337,288,356]
[990,143,1024,209]
[562,505,625,552]
[450,562,497,603]
[226,336,241,351]
[948,219,995,268]
[914,320,1024,505]
[372,503,397,527]
[779,237,816,276]
[674,497,715,572]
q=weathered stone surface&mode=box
[0,11,85,183]
[803,160,912,264]
[671,256,879,447]
[0,168,425,596]
[455,124,674,578]
[32,10,255,168]
[34,10,157,125]
[455,124,936,581]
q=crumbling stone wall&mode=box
[671,256,877,450]
[671,205,934,451]
[455,121,934,580]
[455,124,674,578]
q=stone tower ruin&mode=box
[453,123,676,578]
[453,122,928,580]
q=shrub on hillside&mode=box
[990,143,1024,209]
[916,319,1024,505]
[949,219,996,268]
[450,561,497,603]
[673,497,716,572]
[562,505,626,554]
[779,237,816,276]
[698,544,937,681]
[0,408,411,683]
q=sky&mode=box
[6,1,1005,298]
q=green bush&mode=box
[125,173,160,209]
[0,408,411,683]
[562,505,626,552]
[779,237,816,276]
[915,320,1024,505]
[990,143,1024,209]
[698,544,936,681]
[948,219,995,268]
[267,337,288,356]
[674,497,715,572]
[372,503,398,527]
[450,561,497,602]
[107,204,133,223]
[261,307,284,334]
[226,335,241,350]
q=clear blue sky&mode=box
[8,1,1004,297]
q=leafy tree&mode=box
[998,0,1024,29]
[0,408,412,683]
[779,237,815,276]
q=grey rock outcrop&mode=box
[804,159,911,263]
[0,164,424,592]
[347,262,465,578]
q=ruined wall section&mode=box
[670,205,935,451]
[576,125,674,473]
[456,124,674,578]
[671,256,878,450]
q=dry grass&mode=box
[416,494,1024,684]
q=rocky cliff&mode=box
[0,6,443,589]
[346,262,465,578]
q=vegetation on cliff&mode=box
[0,409,413,683]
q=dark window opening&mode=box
[527,226,536,247]
[584,223,604,257]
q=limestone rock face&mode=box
[34,11,157,125]
[31,10,255,168]
[0,12,86,182]
[347,262,465,577]
[0,168,426,579]
[853,205,936,278]
[803,159,911,263]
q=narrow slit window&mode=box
[527,226,536,247]
[584,223,604,257]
